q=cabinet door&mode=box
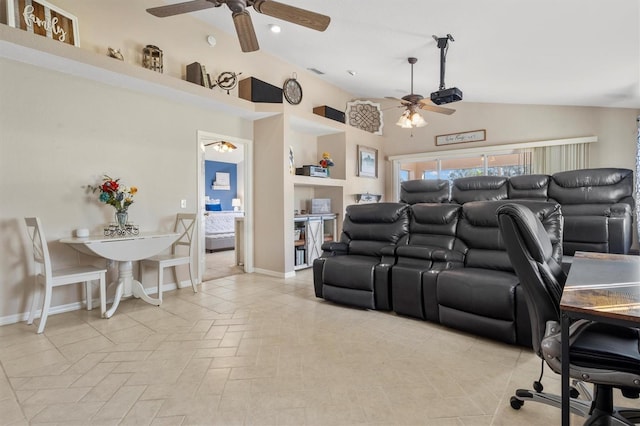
[306,218,323,265]
[294,219,307,267]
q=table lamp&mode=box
[232,198,242,211]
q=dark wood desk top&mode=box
[561,251,640,323]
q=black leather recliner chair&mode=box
[497,203,640,424]
[435,200,562,346]
[400,179,450,204]
[391,203,465,321]
[313,202,410,310]
[548,168,634,255]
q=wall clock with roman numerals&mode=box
[283,74,303,105]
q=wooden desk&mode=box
[61,232,179,318]
[560,251,640,425]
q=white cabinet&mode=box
[293,214,337,270]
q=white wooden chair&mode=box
[141,213,197,302]
[24,217,107,334]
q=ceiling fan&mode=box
[387,57,455,128]
[146,0,331,53]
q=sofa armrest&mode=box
[396,245,465,263]
[431,249,465,263]
[601,203,633,254]
[379,245,399,266]
[320,241,348,256]
[607,203,632,217]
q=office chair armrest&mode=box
[541,319,595,374]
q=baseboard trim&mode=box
[252,268,294,279]
[0,282,185,327]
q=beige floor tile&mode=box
[81,372,133,403]
[92,385,146,421]
[120,399,164,426]
[149,415,186,426]
[57,335,115,363]
[22,386,92,405]
[13,373,82,390]
[0,396,28,424]
[29,401,105,423]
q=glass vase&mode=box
[115,210,128,229]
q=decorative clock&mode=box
[283,73,303,105]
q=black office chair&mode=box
[497,203,640,425]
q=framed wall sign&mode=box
[7,0,80,47]
[435,129,486,146]
[357,145,378,178]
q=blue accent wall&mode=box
[205,161,237,210]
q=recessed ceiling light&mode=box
[347,70,357,76]
[207,35,216,47]
[269,24,281,33]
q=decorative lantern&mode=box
[142,45,163,73]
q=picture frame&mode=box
[212,172,230,190]
[7,0,80,46]
[357,145,378,178]
[435,129,486,146]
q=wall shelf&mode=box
[292,175,345,187]
[0,24,280,121]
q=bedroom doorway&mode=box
[197,131,253,282]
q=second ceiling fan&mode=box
[147,0,331,53]
[388,57,455,129]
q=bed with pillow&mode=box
[204,206,244,252]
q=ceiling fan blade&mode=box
[252,0,330,31]
[233,11,260,52]
[418,100,456,115]
[147,0,217,17]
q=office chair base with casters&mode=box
[510,376,593,417]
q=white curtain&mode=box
[532,143,590,175]
[636,116,640,246]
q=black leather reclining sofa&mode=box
[403,168,634,256]
[313,168,634,347]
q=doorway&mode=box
[197,131,253,282]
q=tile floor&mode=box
[1,268,638,425]
[203,250,244,282]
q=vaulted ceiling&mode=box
[151,0,640,109]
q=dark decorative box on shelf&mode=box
[186,62,206,87]
[238,77,282,103]
[313,105,345,123]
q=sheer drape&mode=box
[636,116,640,246]
[532,143,590,175]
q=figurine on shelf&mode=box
[107,47,124,61]
[319,152,334,177]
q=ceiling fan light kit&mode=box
[207,141,237,152]
[396,108,426,128]
[147,0,331,53]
